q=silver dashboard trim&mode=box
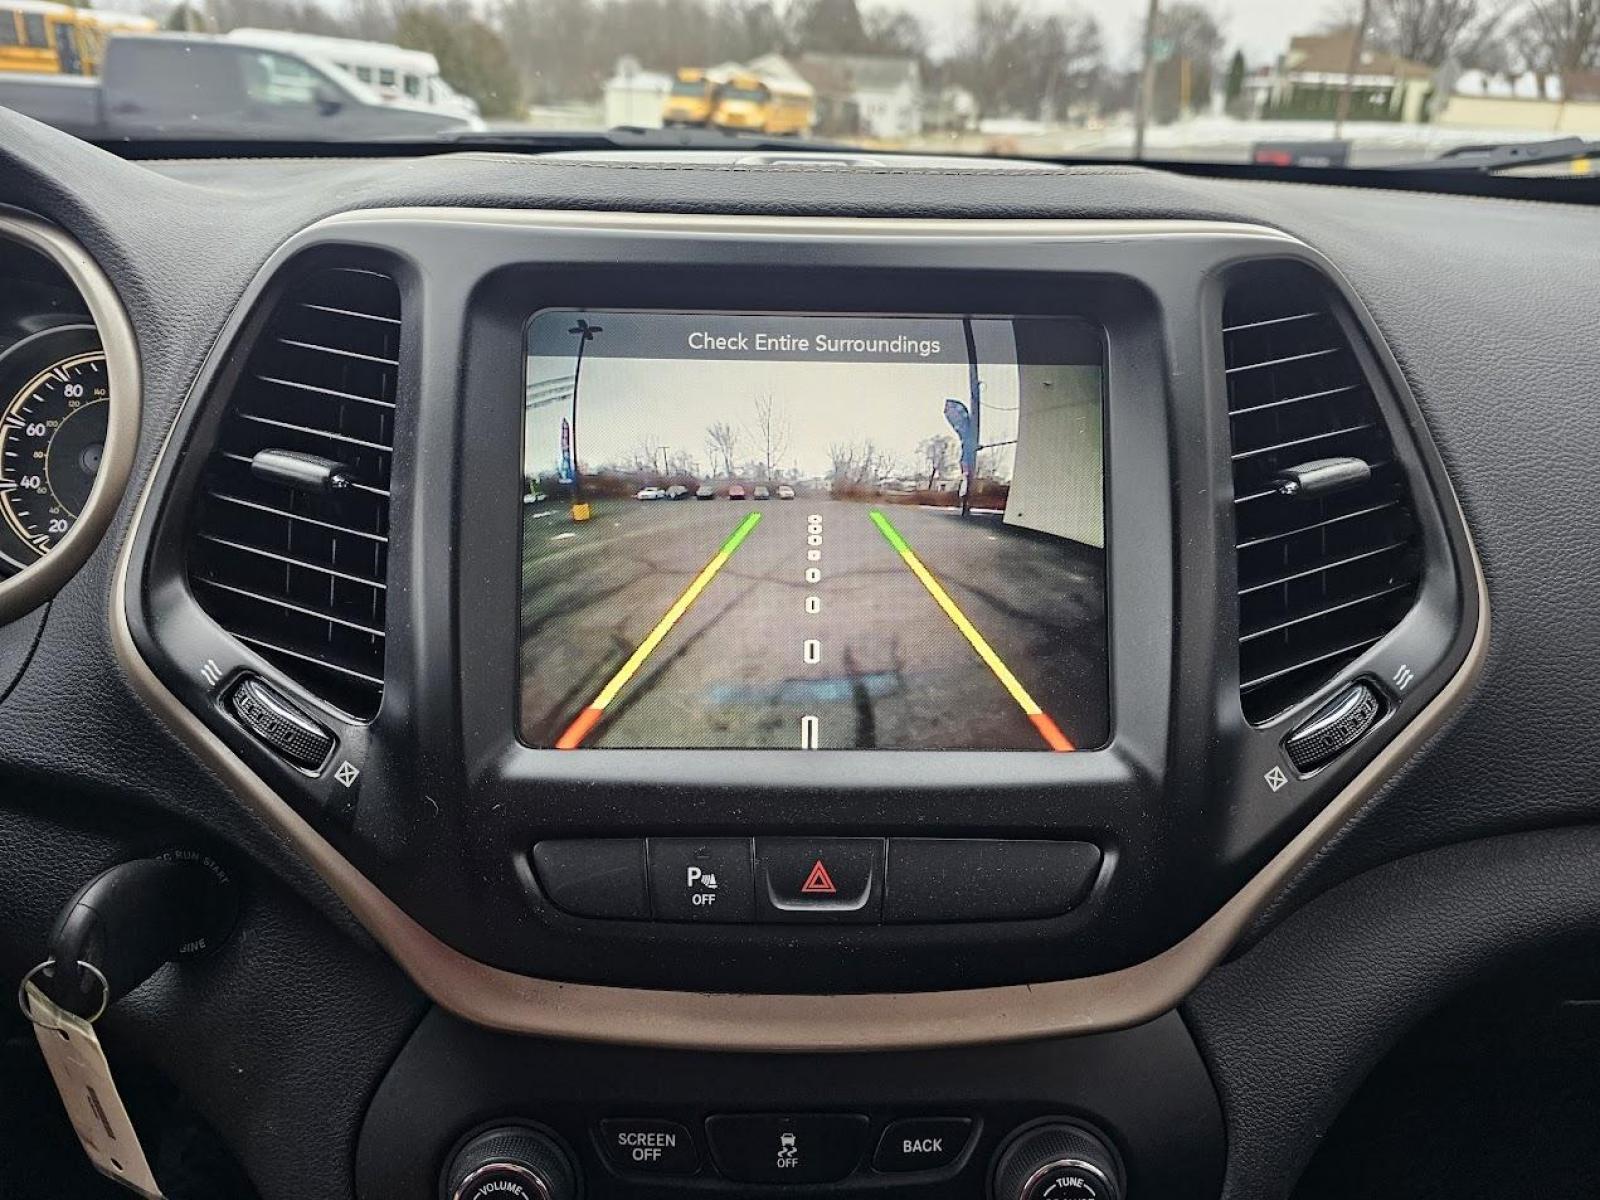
[0,208,141,623]
[111,211,1487,1051]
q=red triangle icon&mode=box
[800,859,837,895]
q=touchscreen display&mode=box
[519,311,1106,751]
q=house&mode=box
[603,55,672,128]
[798,52,921,139]
[1436,69,1600,135]
[1260,30,1434,123]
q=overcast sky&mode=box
[911,0,1322,67]
[526,314,1026,479]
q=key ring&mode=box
[17,958,110,1025]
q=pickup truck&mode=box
[0,32,471,140]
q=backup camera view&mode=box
[518,311,1106,751]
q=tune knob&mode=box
[993,1123,1124,1200]
[443,1126,577,1200]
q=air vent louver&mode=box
[189,266,400,719]
[1224,268,1421,723]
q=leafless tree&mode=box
[704,421,741,478]
[917,434,955,489]
[1514,0,1600,76]
[632,438,667,475]
[1322,0,1507,67]
[747,394,790,481]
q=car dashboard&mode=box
[1,107,1596,1200]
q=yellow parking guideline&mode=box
[557,511,762,748]
[868,509,1073,751]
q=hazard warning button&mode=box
[755,838,883,922]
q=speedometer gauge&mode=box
[0,334,110,560]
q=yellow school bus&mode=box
[77,9,156,75]
[0,1,88,75]
[662,68,718,127]
[711,72,814,136]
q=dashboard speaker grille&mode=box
[1224,266,1421,723]
[188,265,399,719]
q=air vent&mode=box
[188,266,400,719]
[1224,267,1421,723]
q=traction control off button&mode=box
[598,1118,698,1175]
[872,1117,972,1172]
[705,1113,869,1184]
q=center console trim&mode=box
[112,209,1487,1050]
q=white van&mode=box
[225,28,481,125]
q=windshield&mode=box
[0,0,1593,174]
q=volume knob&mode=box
[993,1123,1123,1200]
[443,1127,576,1200]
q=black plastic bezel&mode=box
[125,216,1478,996]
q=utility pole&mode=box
[1132,0,1161,160]
[961,318,979,517]
[1334,0,1372,140]
[567,318,602,521]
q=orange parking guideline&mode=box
[868,509,1074,752]
[556,511,763,749]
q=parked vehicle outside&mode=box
[0,32,472,139]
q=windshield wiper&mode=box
[439,125,855,155]
[1380,136,1600,174]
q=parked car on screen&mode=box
[696,484,715,499]
[666,484,690,500]
[753,485,770,499]
[776,484,795,499]
[636,486,665,500]
[728,485,746,499]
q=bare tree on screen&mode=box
[705,421,741,478]
[918,434,955,490]
[748,394,791,482]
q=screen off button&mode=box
[598,1119,698,1176]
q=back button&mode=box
[872,1117,972,1172]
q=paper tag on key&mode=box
[22,980,165,1199]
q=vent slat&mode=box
[1236,500,1401,551]
[255,373,397,411]
[1239,582,1415,644]
[1223,345,1342,376]
[1222,310,1322,334]
[1240,635,1385,694]
[235,634,386,687]
[1237,541,1409,597]
[235,411,394,454]
[301,301,402,325]
[207,492,389,544]
[1225,268,1422,723]
[194,577,388,637]
[1230,422,1376,463]
[277,337,400,367]
[189,266,400,719]
[1230,383,1363,418]
[196,533,387,589]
